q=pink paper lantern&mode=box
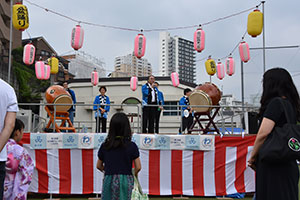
[71,25,84,51]
[239,41,250,63]
[130,76,138,91]
[35,61,50,80]
[44,65,50,79]
[134,33,146,59]
[226,56,235,76]
[193,28,205,52]
[217,61,225,80]
[91,69,98,86]
[23,43,35,65]
[171,72,179,87]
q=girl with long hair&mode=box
[248,68,300,200]
[97,112,141,200]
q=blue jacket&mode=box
[157,90,164,106]
[67,89,76,111]
[93,95,110,118]
[142,83,158,106]
[179,96,193,117]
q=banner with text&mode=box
[30,133,215,151]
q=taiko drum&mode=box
[45,85,72,112]
[189,82,221,112]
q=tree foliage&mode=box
[12,47,50,104]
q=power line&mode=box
[24,0,261,32]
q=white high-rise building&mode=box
[159,32,196,83]
[62,51,106,78]
[113,53,152,77]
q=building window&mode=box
[163,101,180,116]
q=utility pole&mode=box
[262,1,266,73]
[8,0,13,83]
[241,45,299,108]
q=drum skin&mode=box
[45,85,72,112]
[189,90,212,112]
[195,82,221,105]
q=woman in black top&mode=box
[97,112,141,200]
[248,68,300,200]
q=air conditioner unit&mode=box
[17,110,32,132]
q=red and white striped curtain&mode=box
[22,135,255,196]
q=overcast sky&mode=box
[23,0,300,103]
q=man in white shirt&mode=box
[0,79,18,199]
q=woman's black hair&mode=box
[259,68,300,121]
[99,86,107,92]
[103,112,132,150]
[10,119,25,138]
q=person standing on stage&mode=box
[0,78,18,200]
[93,86,110,133]
[153,82,164,134]
[142,75,158,133]
[179,88,193,134]
[63,82,76,125]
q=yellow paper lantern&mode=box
[247,9,263,37]
[48,57,59,74]
[12,3,29,31]
[205,56,216,76]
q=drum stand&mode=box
[188,107,220,134]
[45,107,76,133]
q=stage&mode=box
[20,133,256,196]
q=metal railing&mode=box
[17,102,259,134]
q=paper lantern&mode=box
[35,61,50,80]
[205,56,216,76]
[194,28,205,52]
[23,43,35,65]
[226,56,235,76]
[134,34,146,59]
[239,41,250,63]
[91,69,98,86]
[247,9,263,37]
[44,65,51,79]
[171,72,179,87]
[130,76,138,91]
[71,25,84,50]
[217,61,225,80]
[48,57,59,74]
[12,3,29,31]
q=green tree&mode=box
[12,47,50,112]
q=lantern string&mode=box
[195,30,247,62]
[24,0,261,32]
[25,29,32,41]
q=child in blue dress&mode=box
[97,112,141,200]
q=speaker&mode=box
[248,111,259,134]
[17,110,32,132]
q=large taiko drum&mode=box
[189,82,221,112]
[45,85,72,112]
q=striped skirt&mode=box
[101,174,134,200]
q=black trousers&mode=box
[142,106,156,133]
[179,115,193,134]
[154,109,161,134]
[95,117,107,133]
[0,161,5,200]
